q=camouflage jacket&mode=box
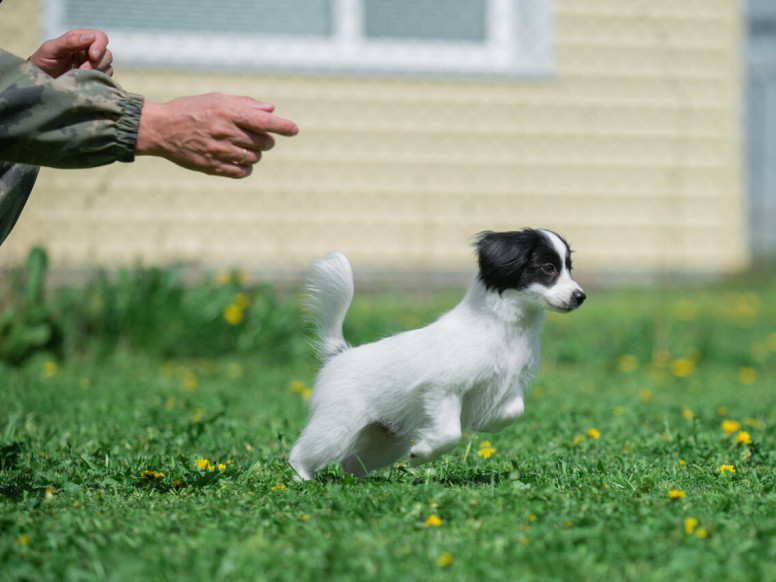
[0,48,144,246]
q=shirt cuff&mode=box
[115,92,145,163]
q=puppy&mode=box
[288,229,586,480]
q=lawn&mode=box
[1,268,775,581]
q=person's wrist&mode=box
[135,101,165,156]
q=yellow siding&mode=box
[1,0,746,279]
[0,1,39,56]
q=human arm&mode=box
[0,48,142,168]
[0,49,143,168]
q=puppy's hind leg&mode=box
[288,416,361,480]
[341,423,411,478]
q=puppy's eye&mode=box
[541,264,556,274]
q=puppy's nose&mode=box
[573,289,587,306]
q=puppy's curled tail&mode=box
[304,251,354,362]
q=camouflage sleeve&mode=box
[0,47,144,168]
[0,47,145,245]
[0,162,39,246]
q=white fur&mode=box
[289,234,584,480]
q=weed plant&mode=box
[1,261,775,581]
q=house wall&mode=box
[0,0,747,281]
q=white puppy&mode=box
[289,229,586,480]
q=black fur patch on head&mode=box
[475,229,571,294]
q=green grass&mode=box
[2,276,776,581]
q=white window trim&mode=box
[41,0,554,78]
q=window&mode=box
[42,0,554,78]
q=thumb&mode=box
[56,30,96,53]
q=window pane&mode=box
[364,0,486,41]
[63,0,333,36]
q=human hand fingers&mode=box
[231,96,299,137]
[53,30,109,61]
[29,29,112,76]
[79,47,114,75]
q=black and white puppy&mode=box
[289,229,586,480]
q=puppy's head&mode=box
[475,229,586,313]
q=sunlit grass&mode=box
[1,274,775,581]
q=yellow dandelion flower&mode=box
[214,269,231,286]
[721,420,741,434]
[300,514,311,522]
[638,388,653,403]
[587,428,600,439]
[668,489,685,500]
[684,517,699,535]
[43,361,59,378]
[528,514,537,522]
[17,535,30,546]
[182,372,197,393]
[670,358,695,378]
[737,367,757,385]
[233,293,250,310]
[217,463,227,471]
[424,515,442,527]
[289,380,307,394]
[302,388,312,401]
[744,418,765,430]
[477,441,496,459]
[194,457,213,471]
[719,464,735,473]
[236,268,250,285]
[695,527,708,538]
[172,479,186,489]
[45,487,54,500]
[519,536,530,546]
[573,434,584,446]
[437,552,453,567]
[679,460,686,466]
[727,293,760,320]
[223,304,243,326]
[617,354,639,373]
[270,483,286,491]
[735,431,751,445]
[140,470,165,480]
[681,407,694,420]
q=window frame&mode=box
[41,0,554,78]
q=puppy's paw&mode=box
[408,443,433,467]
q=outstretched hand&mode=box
[135,93,299,179]
[29,29,113,78]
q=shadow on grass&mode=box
[306,464,511,488]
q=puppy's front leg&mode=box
[479,395,524,433]
[408,393,462,467]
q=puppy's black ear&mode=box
[475,230,537,294]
